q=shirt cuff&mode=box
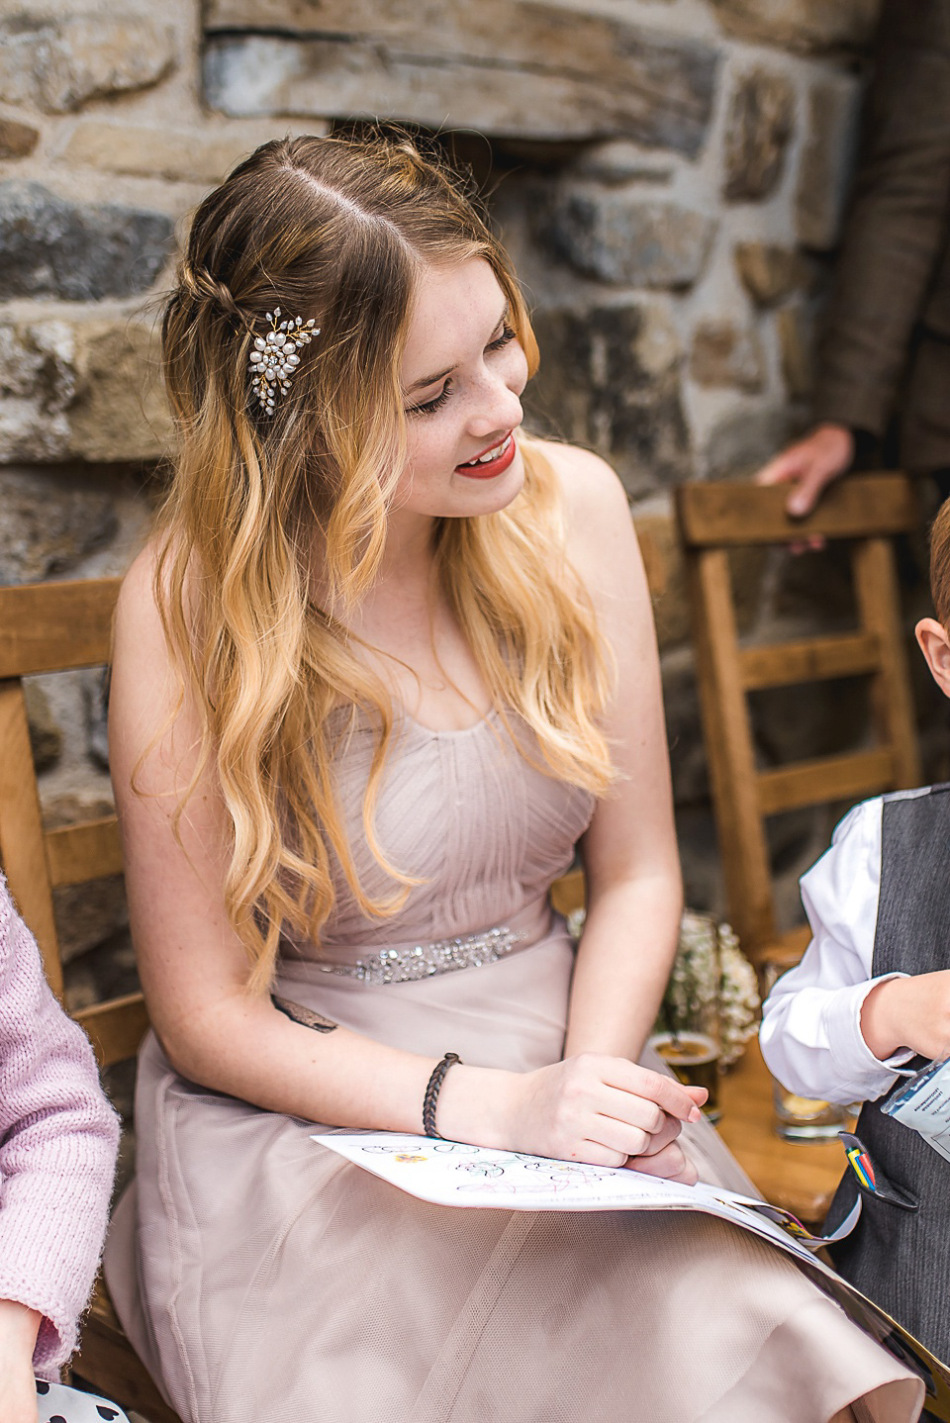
[825,973,914,1100]
[812,382,891,439]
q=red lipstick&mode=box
[455,434,517,480]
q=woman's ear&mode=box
[915,617,950,699]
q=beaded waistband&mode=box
[315,925,523,986]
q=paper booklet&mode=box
[313,1131,950,1417]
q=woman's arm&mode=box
[538,443,683,1062]
[112,542,700,1167]
[111,551,458,1132]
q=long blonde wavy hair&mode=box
[155,130,616,991]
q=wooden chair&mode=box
[675,472,921,967]
[673,472,923,1222]
[0,577,181,1423]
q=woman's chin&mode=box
[452,448,525,514]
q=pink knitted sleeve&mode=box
[0,876,120,1376]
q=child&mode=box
[0,871,125,1423]
[761,494,950,1364]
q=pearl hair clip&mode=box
[248,306,319,414]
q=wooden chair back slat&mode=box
[75,994,150,1069]
[46,818,124,889]
[686,547,776,951]
[852,538,923,787]
[677,474,918,547]
[675,474,922,964]
[0,579,118,676]
[0,679,63,995]
[756,748,896,817]
[739,632,879,689]
[0,580,122,994]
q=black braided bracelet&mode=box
[422,1052,462,1138]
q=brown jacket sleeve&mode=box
[814,0,950,437]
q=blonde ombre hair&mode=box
[155,130,616,990]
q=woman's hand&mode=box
[626,1136,699,1186]
[0,1299,41,1423]
[475,1054,705,1168]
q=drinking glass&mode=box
[648,1030,722,1124]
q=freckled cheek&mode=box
[402,429,458,480]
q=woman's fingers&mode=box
[597,1059,706,1122]
[626,1142,698,1186]
[626,1110,682,1157]
[584,1097,684,1163]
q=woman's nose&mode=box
[467,368,524,439]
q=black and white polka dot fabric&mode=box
[34,1379,129,1423]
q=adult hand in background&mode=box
[755,423,855,518]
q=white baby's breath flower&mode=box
[564,904,759,1066]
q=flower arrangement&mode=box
[566,907,760,1067]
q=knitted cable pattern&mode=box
[0,873,120,1376]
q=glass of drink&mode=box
[759,956,853,1141]
[771,1083,853,1141]
[648,1030,721,1124]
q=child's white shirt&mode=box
[759,792,923,1106]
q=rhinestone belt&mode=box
[316,925,523,986]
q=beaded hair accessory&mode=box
[248,306,319,415]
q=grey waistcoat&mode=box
[826,785,950,1365]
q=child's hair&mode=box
[154,129,616,991]
[931,497,950,626]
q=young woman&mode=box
[103,132,922,1422]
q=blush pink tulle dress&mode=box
[104,711,922,1422]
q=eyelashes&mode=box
[406,325,517,417]
[486,324,516,353]
[410,380,454,417]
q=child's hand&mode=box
[0,1298,41,1423]
[861,971,950,1063]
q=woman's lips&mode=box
[455,434,516,479]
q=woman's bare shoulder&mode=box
[531,437,628,519]
[529,437,637,586]
[115,535,158,617]
[114,539,170,657]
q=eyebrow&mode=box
[404,300,509,394]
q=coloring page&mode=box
[312,1131,849,1260]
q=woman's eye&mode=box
[487,324,516,352]
[407,380,453,417]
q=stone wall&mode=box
[1,0,938,972]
